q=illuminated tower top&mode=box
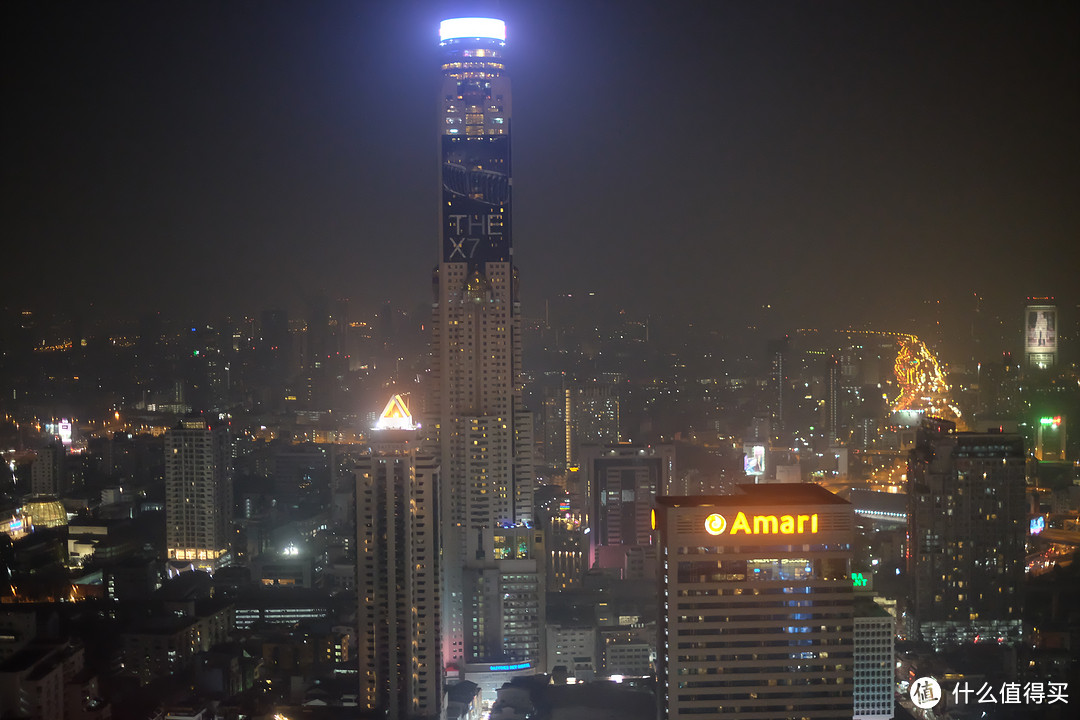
[439,17,506,44]
[438,17,511,264]
[432,15,535,671]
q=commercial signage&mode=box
[488,661,531,672]
[442,135,511,263]
[1024,305,1057,355]
[704,511,819,536]
[743,444,765,476]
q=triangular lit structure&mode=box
[375,394,415,431]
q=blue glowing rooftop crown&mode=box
[439,17,506,43]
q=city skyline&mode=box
[1,6,1078,719]
[4,1,1077,332]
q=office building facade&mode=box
[853,612,895,720]
[582,443,674,574]
[428,17,535,669]
[906,418,1025,648]
[656,485,855,719]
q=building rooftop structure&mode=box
[657,482,850,507]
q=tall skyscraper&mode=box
[356,396,441,718]
[164,416,232,572]
[547,382,621,470]
[768,337,789,444]
[656,484,855,719]
[824,355,841,447]
[428,16,535,669]
[906,418,1025,648]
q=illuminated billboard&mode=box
[743,444,765,476]
[1024,304,1057,363]
[442,136,511,263]
[704,511,819,536]
[1030,516,1045,536]
[58,419,73,446]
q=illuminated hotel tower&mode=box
[356,396,441,718]
[164,417,232,572]
[656,485,855,719]
[429,17,536,670]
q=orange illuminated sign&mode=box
[704,513,727,535]
[704,511,818,536]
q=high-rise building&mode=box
[656,484,855,719]
[29,443,64,496]
[428,16,535,669]
[581,443,674,574]
[463,526,545,662]
[768,337,789,443]
[544,382,621,471]
[853,602,895,720]
[825,355,841,447]
[906,418,1025,648]
[451,523,546,700]
[356,396,441,718]
[164,417,232,572]
[1035,414,1066,462]
[536,490,587,591]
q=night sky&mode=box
[4,0,1078,332]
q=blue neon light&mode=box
[488,661,531,672]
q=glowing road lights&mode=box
[892,334,961,423]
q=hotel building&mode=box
[355,396,442,718]
[164,417,232,572]
[656,484,855,719]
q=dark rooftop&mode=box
[657,483,849,508]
